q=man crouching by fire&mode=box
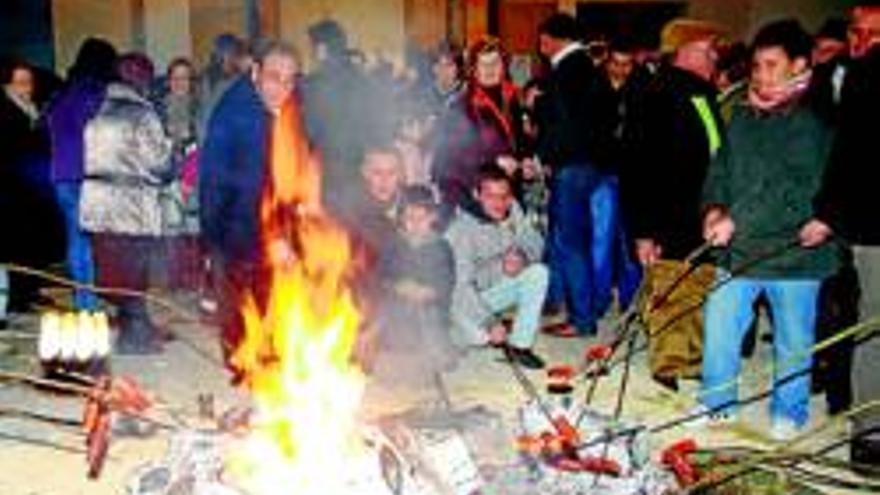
[445,164,548,370]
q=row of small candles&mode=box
[38,311,112,363]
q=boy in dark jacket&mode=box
[373,185,456,387]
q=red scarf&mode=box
[469,82,518,145]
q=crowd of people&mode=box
[1,6,879,470]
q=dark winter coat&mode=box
[0,90,60,264]
[45,77,107,182]
[377,233,455,353]
[432,82,524,207]
[534,47,616,171]
[624,66,723,259]
[302,58,376,197]
[703,97,840,279]
[199,76,270,264]
[815,46,880,246]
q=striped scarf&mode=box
[747,70,812,112]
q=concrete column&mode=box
[465,0,489,46]
[279,0,405,72]
[189,0,247,66]
[258,0,281,39]
[143,0,192,70]
[52,0,137,73]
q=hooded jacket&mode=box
[445,200,544,335]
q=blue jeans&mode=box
[547,167,618,332]
[54,182,98,310]
[480,264,549,348]
[700,275,820,426]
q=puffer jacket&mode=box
[80,83,172,236]
[445,201,544,333]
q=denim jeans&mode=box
[54,182,98,310]
[700,275,820,426]
[547,166,619,332]
[480,263,549,349]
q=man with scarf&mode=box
[432,36,524,211]
[699,19,842,440]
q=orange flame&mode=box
[226,99,365,493]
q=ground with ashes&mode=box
[0,294,866,495]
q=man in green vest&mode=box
[622,18,725,390]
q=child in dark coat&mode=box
[373,185,457,387]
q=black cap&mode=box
[539,13,582,41]
[816,17,848,42]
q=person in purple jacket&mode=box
[45,38,117,310]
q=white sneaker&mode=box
[687,404,738,429]
[770,417,803,442]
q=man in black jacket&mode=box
[535,13,618,336]
[622,18,725,389]
[807,5,880,471]
[626,18,725,265]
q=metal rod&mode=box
[578,240,708,415]
[0,430,89,455]
[0,407,82,430]
[500,345,557,428]
[604,238,803,374]
[0,369,94,396]
[592,329,637,487]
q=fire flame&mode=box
[226,99,366,493]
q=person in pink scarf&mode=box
[697,19,843,440]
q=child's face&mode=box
[402,204,436,237]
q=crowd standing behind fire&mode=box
[1,6,880,472]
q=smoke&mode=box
[297,20,467,405]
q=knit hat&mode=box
[660,18,726,53]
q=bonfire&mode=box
[224,98,367,494]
